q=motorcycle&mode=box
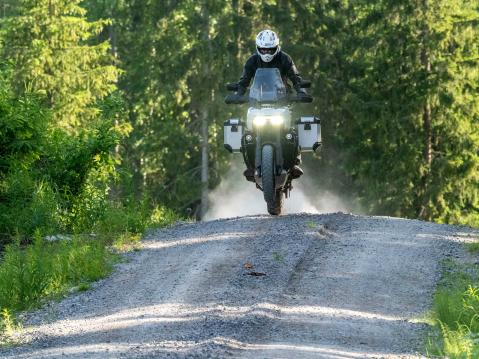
[224,68,321,215]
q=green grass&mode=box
[426,260,479,358]
[0,234,114,313]
[466,242,479,254]
[0,233,114,346]
[111,232,142,252]
[272,251,284,262]
[0,202,181,346]
[305,221,316,229]
[94,203,180,244]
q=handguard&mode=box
[226,83,239,91]
[289,93,313,103]
[300,80,311,88]
[225,94,248,105]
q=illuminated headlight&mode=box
[253,116,267,127]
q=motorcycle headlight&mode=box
[253,116,267,127]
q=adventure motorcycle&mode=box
[224,68,321,215]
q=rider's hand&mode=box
[236,86,246,96]
[225,92,247,104]
[295,89,313,102]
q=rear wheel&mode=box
[262,145,283,215]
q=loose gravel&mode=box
[0,213,476,358]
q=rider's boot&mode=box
[290,165,304,179]
[243,168,255,182]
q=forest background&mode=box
[1,0,478,243]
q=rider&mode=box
[238,29,305,179]
[237,29,307,97]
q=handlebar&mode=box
[224,79,313,104]
[289,94,313,103]
[225,93,312,105]
[225,94,248,104]
[227,80,311,91]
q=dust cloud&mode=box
[204,157,352,220]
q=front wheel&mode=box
[267,191,283,215]
[262,145,283,215]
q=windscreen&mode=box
[249,68,287,103]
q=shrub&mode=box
[428,262,479,358]
[0,171,62,239]
[0,233,113,313]
[93,198,181,244]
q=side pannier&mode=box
[297,116,321,152]
[224,118,243,153]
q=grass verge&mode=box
[426,259,479,358]
[0,204,181,346]
[0,233,117,346]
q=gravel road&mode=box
[1,213,476,358]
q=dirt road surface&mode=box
[1,213,475,358]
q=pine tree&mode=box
[98,1,242,216]
[74,0,479,225]
[2,0,119,131]
[324,0,479,225]
[419,0,479,224]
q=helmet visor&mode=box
[257,46,278,55]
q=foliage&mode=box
[0,233,113,314]
[0,64,58,240]
[0,0,182,341]
[0,0,130,241]
[0,172,61,239]
[81,0,478,224]
[1,0,119,131]
[0,67,47,176]
[0,0,477,227]
[0,308,21,347]
[428,261,479,357]
[0,68,130,240]
[317,0,479,224]
[94,199,181,245]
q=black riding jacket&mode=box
[237,51,303,94]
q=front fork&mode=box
[241,128,298,193]
[254,133,284,177]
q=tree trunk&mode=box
[200,107,209,219]
[107,0,118,58]
[422,100,432,165]
[421,0,432,166]
[199,4,211,220]
[418,0,432,218]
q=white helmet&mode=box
[256,29,280,62]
